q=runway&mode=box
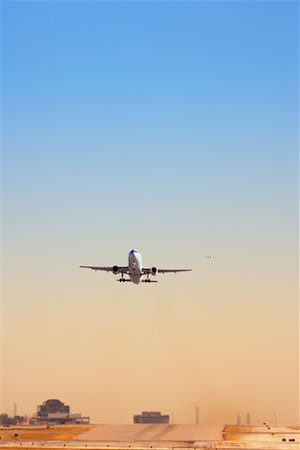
[75,424,223,443]
[0,425,299,450]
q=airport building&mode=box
[133,411,169,424]
[38,399,69,417]
[0,413,26,425]
[30,399,90,425]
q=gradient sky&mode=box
[1,1,299,425]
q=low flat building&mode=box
[133,411,169,424]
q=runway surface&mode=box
[0,424,299,450]
[75,424,223,443]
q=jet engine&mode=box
[112,265,119,274]
[151,267,157,275]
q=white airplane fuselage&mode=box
[128,249,143,284]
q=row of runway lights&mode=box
[11,442,299,447]
[13,445,172,449]
[11,441,298,448]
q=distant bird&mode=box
[205,255,215,260]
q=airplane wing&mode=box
[158,269,192,274]
[142,268,191,274]
[80,265,129,273]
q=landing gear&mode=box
[142,277,151,283]
[118,272,125,282]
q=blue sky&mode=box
[3,1,298,256]
[2,1,299,423]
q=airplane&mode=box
[80,249,192,284]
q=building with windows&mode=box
[30,399,89,425]
[133,411,169,424]
[37,399,69,417]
